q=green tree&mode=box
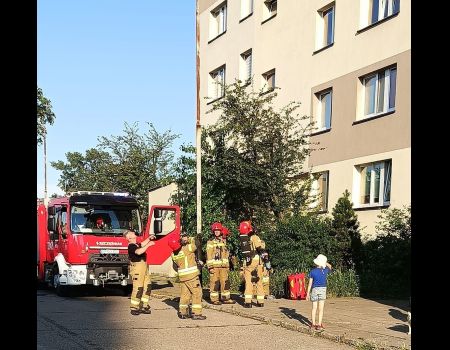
[331,190,362,269]
[37,87,56,145]
[203,80,316,223]
[52,122,179,220]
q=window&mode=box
[355,160,391,206]
[310,171,329,211]
[210,2,227,40]
[314,89,332,130]
[262,69,275,92]
[263,0,277,21]
[209,65,226,100]
[361,0,400,27]
[241,0,253,19]
[359,66,396,119]
[316,5,335,50]
[240,50,252,84]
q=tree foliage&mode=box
[203,80,315,223]
[51,122,179,220]
[331,190,362,269]
[37,87,56,145]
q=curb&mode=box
[151,292,404,350]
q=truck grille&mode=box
[89,253,128,264]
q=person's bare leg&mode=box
[318,300,325,326]
[311,301,318,326]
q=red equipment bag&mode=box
[287,273,307,300]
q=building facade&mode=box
[198,0,410,238]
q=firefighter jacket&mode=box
[244,234,263,267]
[172,238,200,282]
[206,237,230,269]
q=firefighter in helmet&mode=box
[124,230,155,315]
[206,223,236,305]
[239,221,266,308]
[169,232,206,320]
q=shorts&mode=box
[310,287,327,302]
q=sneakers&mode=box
[140,306,151,314]
[221,299,236,304]
[191,314,207,320]
[244,303,252,308]
[317,324,325,331]
[130,309,140,316]
[310,324,324,331]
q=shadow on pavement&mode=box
[279,307,311,327]
[162,297,180,311]
[388,308,408,322]
[363,298,410,312]
[388,324,409,334]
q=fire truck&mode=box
[37,191,180,296]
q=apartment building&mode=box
[198,0,410,238]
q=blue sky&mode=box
[37,0,196,197]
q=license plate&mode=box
[100,249,119,254]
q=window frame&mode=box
[354,159,392,208]
[314,88,333,132]
[358,65,397,121]
[240,49,253,85]
[262,69,276,92]
[262,0,277,23]
[209,2,227,42]
[240,0,254,21]
[208,65,226,102]
[311,171,330,212]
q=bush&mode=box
[263,213,342,270]
[358,205,411,298]
[268,268,360,298]
[201,267,242,293]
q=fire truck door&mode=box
[57,207,69,256]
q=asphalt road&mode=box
[37,287,353,350]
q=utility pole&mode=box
[195,0,202,236]
[43,133,49,206]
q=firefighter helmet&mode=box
[168,237,181,251]
[222,226,230,238]
[96,217,104,227]
[211,222,223,233]
[239,221,253,235]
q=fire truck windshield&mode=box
[70,205,142,235]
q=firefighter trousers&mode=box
[244,261,264,305]
[179,276,203,316]
[130,261,151,310]
[209,267,231,302]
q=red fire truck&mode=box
[37,191,180,296]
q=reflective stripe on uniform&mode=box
[244,294,253,299]
[179,304,189,308]
[172,252,186,260]
[141,296,149,302]
[252,254,260,261]
[221,291,230,296]
[192,304,202,309]
[178,266,199,276]
[262,277,269,283]
[131,299,140,305]
[257,295,265,300]
[188,244,194,252]
[210,292,219,296]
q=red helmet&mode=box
[239,221,253,235]
[211,222,223,233]
[168,237,181,251]
[222,226,230,238]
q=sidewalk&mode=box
[150,275,411,350]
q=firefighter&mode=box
[169,233,206,320]
[206,223,236,305]
[259,239,273,299]
[124,230,155,316]
[240,221,266,308]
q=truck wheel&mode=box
[123,285,132,296]
[53,269,69,297]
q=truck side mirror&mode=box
[154,220,162,234]
[154,208,162,219]
[47,217,56,233]
[48,206,56,216]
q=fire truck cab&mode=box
[37,191,144,296]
